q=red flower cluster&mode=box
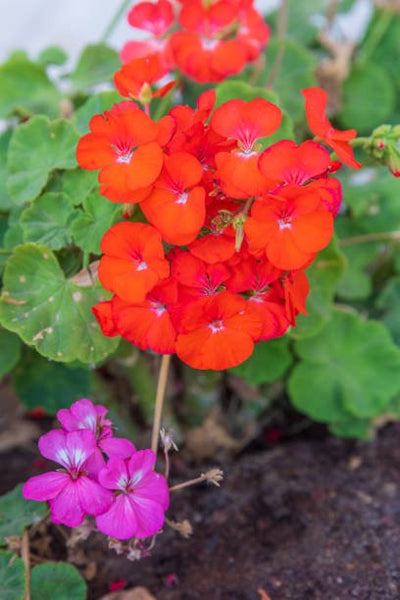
[121,0,269,83]
[77,84,361,371]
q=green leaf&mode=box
[0,484,46,545]
[292,239,347,339]
[20,193,76,250]
[3,208,24,251]
[70,44,120,90]
[37,46,68,67]
[288,310,400,422]
[0,55,61,118]
[71,192,121,254]
[31,562,86,600]
[0,329,21,379]
[269,0,321,45]
[214,80,294,144]
[12,349,91,412]
[0,130,14,210]
[343,167,399,220]
[0,552,25,600]
[257,39,316,122]
[376,277,400,345]
[230,337,293,385]
[73,90,123,134]
[338,62,395,134]
[62,168,98,206]
[7,117,79,205]
[329,418,372,440]
[0,244,119,364]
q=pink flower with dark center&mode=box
[22,430,113,528]
[96,450,169,540]
[57,399,135,465]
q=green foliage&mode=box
[230,337,293,385]
[0,329,21,379]
[288,310,400,427]
[70,44,120,90]
[292,240,347,339]
[37,46,68,67]
[73,90,123,134]
[376,277,400,345]
[0,130,14,211]
[20,193,76,249]
[71,192,121,254]
[7,117,79,205]
[31,562,87,600]
[61,168,98,206]
[0,484,46,545]
[0,244,119,364]
[257,39,316,122]
[339,62,396,134]
[0,551,26,600]
[12,349,92,412]
[0,55,61,118]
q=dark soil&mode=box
[3,417,399,600]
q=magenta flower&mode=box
[96,450,169,540]
[22,430,113,527]
[57,399,135,466]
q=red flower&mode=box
[170,249,230,301]
[92,301,119,337]
[175,292,262,370]
[244,185,334,270]
[141,152,206,245]
[114,54,174,104]
[302,87,361,169]
[98,222,169,303]
[76,103,165,203]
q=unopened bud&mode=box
[139,82,153,106]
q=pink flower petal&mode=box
[65,430,97,470]
[58,399,97,432]
[49,481,86,527]
[75,476,113,516]
[127,449,156,482]
[99,458,130,490]
[134,471,169,510]
[100,437,136,459]
[22,472,69,502]
[38,430,69,466]
[130,495,165,539]
[96,495,138,540]
[84,448,106,477]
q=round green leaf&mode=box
[0,329,21,379]
[376,277,400,345]
[0,55,61,118]
[0,244,119,364]
[214,80,294,144]
[0,484,46,545]
[230,337,293,385]
[12,349,91,412]
[257,39,316,122]
[62,168,98,206]
[0,130,13,210]
[21,193,76,250]
[289,310,400,421]
[37,46,68,67]
[7,117,79,205]
[292,240,347,339]
[70,44,120,90]
[71,192,121,254]
[329,419,372,440]
[338,62,395,134]
[31,562,86,600]
[0,552,25,600]
[268,0,321,45]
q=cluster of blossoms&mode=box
[121,0,269,83]
[77,78,361,370]
[23,399,169,541]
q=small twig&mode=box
[339,231,400,247]
[151,354,172,453]
[101,0,131,44]
[169,468,223,492]
[21,530,31,600]
[267,0,289,89]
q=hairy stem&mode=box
[101,0,131,44]
[267,0,289,89]
[151,354,171,453]
[339,230,400,247]
[21,529,30,600]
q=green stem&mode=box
[362,9,393,62]
[101,0,131,44]
[339,231,400,247]
[266,0,288,89]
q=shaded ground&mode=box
[3,418,399,599]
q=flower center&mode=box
[208,319,224,333]
[278,216,292,230]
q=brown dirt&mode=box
[1,418,399,599]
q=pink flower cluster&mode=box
[22,399,169,540]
